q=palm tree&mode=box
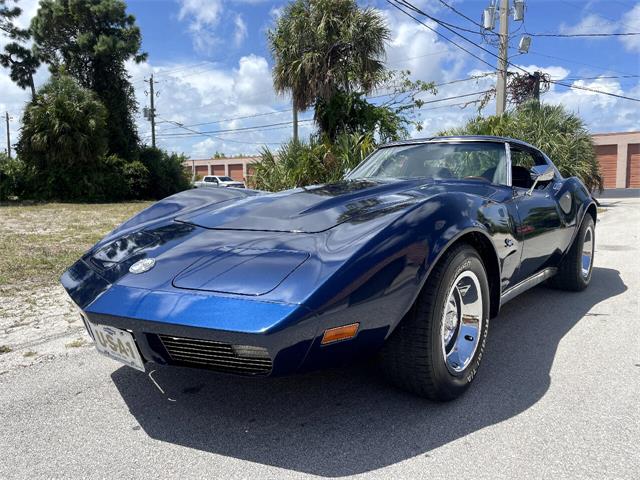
[269,0,390,141]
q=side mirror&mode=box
[527,165,555,195]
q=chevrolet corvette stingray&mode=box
[61,136,596,400]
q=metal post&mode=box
[149,75,156,148]
[495,0,510,115]
[292,102,298,143]
[5,112,10,159]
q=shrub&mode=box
[138,147,191,199]
[253,132,376,191]
[441,102,603,191]
[0,153,29,201]
[98,154,149,201]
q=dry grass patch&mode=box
[65,338,87,348]
[0,202,152,289]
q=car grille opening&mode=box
[158,334,272,375]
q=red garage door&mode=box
[228,164,244,181]
[595,145,617,189]
[627,144,640,188]
[212,164,225,176]
[195,165,208,177]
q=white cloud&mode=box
[381,8,465,83]
[559,13,616,35]
[178,0,223,26]
[544,77,640,133]
[177,0,224,53]
[560,4,640,53]
[620,4,640,52]
[233,14,248,47]
[510,64,570,80]
[126,54,295,156]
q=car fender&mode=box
[382,192,502,335]
[555,177,597,255]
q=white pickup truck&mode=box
[193,175,245,189]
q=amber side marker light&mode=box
[321,323,359,345]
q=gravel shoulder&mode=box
[0,202,151,373]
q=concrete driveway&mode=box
[1,197,638,479]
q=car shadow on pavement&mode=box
[111,267,626,477]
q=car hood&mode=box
[176,178,428,233]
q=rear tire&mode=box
[379,244,490,401]
[549,214,595,291]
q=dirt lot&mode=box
[0,202,151,373]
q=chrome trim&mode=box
[581,225,594,279]
[505,142,512,187]
[440,270,484,374]
[380,135,542,152]
[500,267,558,306]
[158,334,273,375]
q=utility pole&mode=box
[495,0,510,115]
[292,102,298,143]
[483,0,529,115]
[5,112,11,159]
[148,75,156,148]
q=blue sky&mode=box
[1,0,639,158]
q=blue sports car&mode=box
[62,136,597,401]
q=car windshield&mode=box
[346,142,508,185]
[219,176,233,182]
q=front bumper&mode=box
[82,312,316,376]
[63,258,390,377]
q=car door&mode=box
[509,144,564,282]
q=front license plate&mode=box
[87,322,145,372]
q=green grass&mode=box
[0,202,152,289]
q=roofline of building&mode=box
[591,131,640,137]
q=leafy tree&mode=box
[315,72,436,142]
[30,0,147,159]
[0,0,40,99]
[138,146,191,199]
[441,101,603,191]
[0,0,22,37]
[253,132,375,191]
[269,0,389,136]
[16,73,109,200]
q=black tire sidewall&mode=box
[575,215,595,288]
[428,246,490,399]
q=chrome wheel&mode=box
[581,225,594,279]
[441,270,484,375]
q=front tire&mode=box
[549,214,595,291]
[379,244,490,401]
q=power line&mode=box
[518,48,639,77]
[154,116,315,142]
[157,74,497,132]
[384,0,496,70]
[549,80,640,102]
[131,61,213,84]
[159,108,296,131]
[156,119,314,138]
[562,75,640,81]
[156,91,492,140]
[435,0,485,30]
[394,0,639,103]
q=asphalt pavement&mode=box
[1,197,638,479]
